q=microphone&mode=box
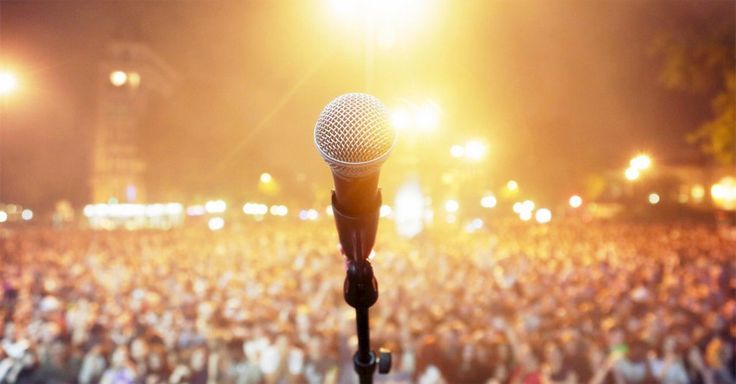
[314,93,396,217]
[313,92,395,379]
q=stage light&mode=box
[260,172,273,184]
[415,102,440,131]
[480,194,497,208]
[521,200,535,212]
[0,211,7,223]
[110,70,127,87]
[208,217,225,231]
[464,140,486,161]
[711,176,736,210]
[328,0,360,19]
[0,71,18,95]
[380,204,393,218]
[390,108,411,131]
[648,193,660,205]
[535,208,552,224]
[269,205,288,216]
[187,205,206,216]
[691,184,705,202]
[569,195,582,208]
[21,209,33,221]
[205,200,227,214]
[625,167,640,181]
[506,180,519,191]
[630,154,652,170]
[444,199,459,213]
[512,202,523,214]
[450,145,465,158]
[519,210,532,221]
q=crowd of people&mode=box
[0,219,734,384]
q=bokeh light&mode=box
[535,208,552,224]
[207,217,225,231]
[0,71,19,95]
[109,70,127,87]
[569,195,582,208]
[648,193,660,205]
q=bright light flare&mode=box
[110,70,127,87]
[535,208,552,224]
[648,193,660,205]
[521,200,535,212]
[711,176,736,210]
[0,71,19,96]
[390,108,412,131]
[480,194,497,208]
[269,205,288,216]
[444,199,459,213]
[506,180,519,191]
[450,145,465,158]
[205,200,227,214]
[630,154,652,170]
[208,217,225,231]
[415,102,440,131]
[625,167,640,181]
[259,172,273,184]
[519,210,532,221]
[464,140,486,161]
[21,209,33,221]
[0,211,7,223]
[380,204,393,218]
[569,195,583,208]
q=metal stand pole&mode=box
[331,191,391,383]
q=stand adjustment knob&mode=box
[377,348,392,374]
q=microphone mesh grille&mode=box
[314,93,395,177]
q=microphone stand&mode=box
[331,191,391,384]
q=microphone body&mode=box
[314,93,396,261]
[313,93,395,379]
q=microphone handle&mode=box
[332,172,380,216]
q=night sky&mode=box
[0,1,732,210]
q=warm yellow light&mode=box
[391,108,412,131]
[464,140,486,161]
[110,70,127,86]
[569,195,583,208]
[506,180,519,191]
[691,184,705,201]
[0,211,7,223]
[205,200,227,213]
[208,217,225,231]
[444,199,459,213]
[0,71,19,96]
[512,202,523,214]
[535,208,552,224]
[269,205,288,216]
[711,176,736,210]
[625,167,640,181]
[260,172,273,184]
[648,193,660,205]
[328,0,361,20]
[519,210,532,221]
[377,26,397,50]
[480,194,497,208]
[380,204,393,218]
[415,102,440,131]
[128,72,141,88]
[450,144,465,158]
[521,200,535,212]
[630,154,652,171]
